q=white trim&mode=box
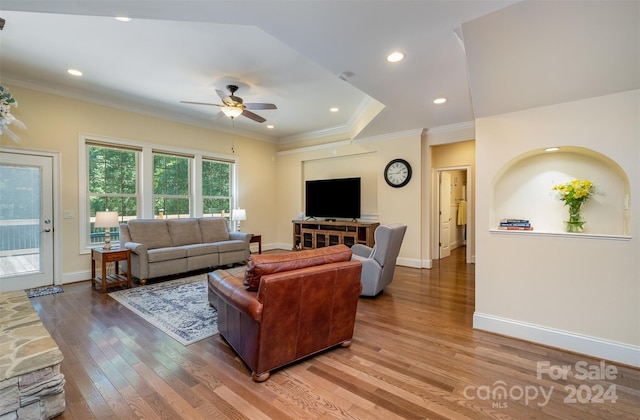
[432,165,473,264]
[353,128,424,145]
[277,140,352,156]
[79,132,236,162]
[396,257,422,269]
[489,229,631,241]
[426,120,475,135]
[279,95,378,144]
[474,312,640,368]
[279,125,351,144]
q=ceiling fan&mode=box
[181,84,277,123]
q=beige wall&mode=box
[275,132,423,267]
[1,86,279,281]
[475,90,640,366]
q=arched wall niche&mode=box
[490,146,630,236]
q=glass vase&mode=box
[565,203,585,233]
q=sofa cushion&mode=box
[127,219,172,249]
[168,218,203,246]
[148,247,187,263]
[243,244,352,291]
[183,243,219,257]
[199,218,230,243]
[216,240,248,253]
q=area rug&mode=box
[109,273,218,345]
[25,285,64,298]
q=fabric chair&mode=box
[351,223,407,297]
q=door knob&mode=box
[44,227,52,232]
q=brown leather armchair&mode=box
[208,245,362,382]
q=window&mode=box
[81,136,236,251]
[87,144,138,245]
[153,152,191,218]
[202,159,232,217]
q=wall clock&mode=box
[384,158,412,188]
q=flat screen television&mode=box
[305,177,361,220]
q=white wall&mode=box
[475,90,640,366]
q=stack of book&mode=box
[498,218,533,230]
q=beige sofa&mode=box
[120,217,251,284]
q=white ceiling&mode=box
[1,1,637,145]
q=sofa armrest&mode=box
[209,270,263,322]
[123,241,149,279]
[123,241,147,255]
[229,232,252,243]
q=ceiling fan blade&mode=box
[180,100,221,107]
[216,89,227,101]
[244,103,277,110]
[241,109,266,123]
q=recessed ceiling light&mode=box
[267,125,274,129]
[544,147,560,152]
[433,97,447,105]
[330,107,339,112]
[67,69,83,77]
[115,17,131,22]
[386,51,405,63]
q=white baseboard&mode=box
[269,242,293,251]
[474,312,640,368]
[62,270,91,284]
[397,257,422,269]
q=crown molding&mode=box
[425,120,475,134]
[353,128,425,144]
[276,139,352,156]
[278,95,379,144]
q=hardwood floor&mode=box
[30,247,639,419]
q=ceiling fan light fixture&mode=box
[221,105,243,119]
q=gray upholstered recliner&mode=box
[351,223,407,297]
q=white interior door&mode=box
[439,171,451,259]
[0,151,54,292]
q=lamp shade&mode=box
[94,211,119,228]
[221,105,243,119]
[232,208,247,221]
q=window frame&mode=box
[79,134,237,253]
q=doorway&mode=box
[434,166,472,262]
[0,149,59,292]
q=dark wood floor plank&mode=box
[29,246,639,419]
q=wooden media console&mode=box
[292,220,379,250]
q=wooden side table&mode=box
[91,247,132,293]
[249,234,262,254]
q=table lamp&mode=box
[95,211,119,249]
[232,208,247,232]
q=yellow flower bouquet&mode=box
[552,179,595,232]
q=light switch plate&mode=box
[63,210,74,219]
